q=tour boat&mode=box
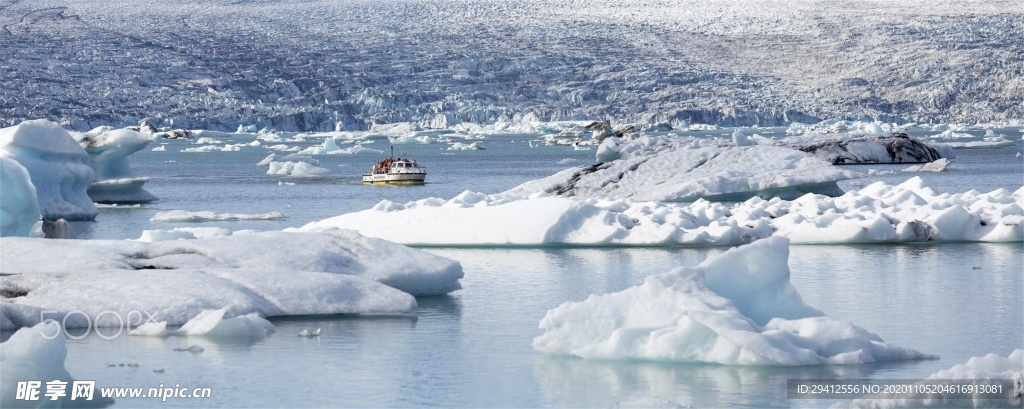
[362,147,426,185]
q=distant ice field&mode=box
[1,0,1021,130]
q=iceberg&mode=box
[299,178,1022,246]
[532,237,933,365]
[902,158,954,173]
[837,349,1023,408]
[298,138,382,155]
[0,322,115,408]
[131,308,276,339]
[0,120,98,221]
[775,133,953,164]
[510,136,860,202]
[0,157,41,237]
[447,141,485,151]
[72,127,159,204]
[0,229,463,331]
[267,161,329,177]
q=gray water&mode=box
[20,130,1024,407]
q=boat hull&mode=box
[362,172,426,185]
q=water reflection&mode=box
[534,357,931,408]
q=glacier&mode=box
[0,229,464,331]
[532,237,933,365]
[0,1,1020,131]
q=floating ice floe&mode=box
[511,136,859,202]
[392,134,435,144]
[532,237,933,365]
[447,141,485,151]
[836,349,1023,408]
[136,227,235,242]
[193,136,224,145]
[130,308,276,339]
[775,133,953,164]
[902,158,955,173]
[299,138,382,155]
[150,210,286,222]
[0,157,41,237]
[0,120,98,221]
[183,144,239,153]
[299,177,1022,246]
[257,153,276,166]
[785,119,900,136]
[267,161,329,177]
[72,127,159,204]
[0,229,463,331]
[0,322,115,407]
[923,129,1018,149]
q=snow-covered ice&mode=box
[136,227,235,242]
[0,157,41,237]
[0,229,464,331]
[532,237,933,365]
[71,127,158,204]
[300,177,1022,246]
[151,210,286,222]
[836,349,1023,408]
[0,120,98,221]
[510,137,859,202]
[0,322,115,407]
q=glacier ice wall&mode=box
[0,1,1020,131]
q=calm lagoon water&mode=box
[20,130,1024,407]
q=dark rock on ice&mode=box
[776,132,953,164]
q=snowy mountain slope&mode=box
[0,0,1020,131]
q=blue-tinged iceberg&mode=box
[0,120,98,221]
[532,237,933,366]
[72,127,158,204]
[0,322,115,408]
[0,157,41,237]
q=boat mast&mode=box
[390,145,394,160]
